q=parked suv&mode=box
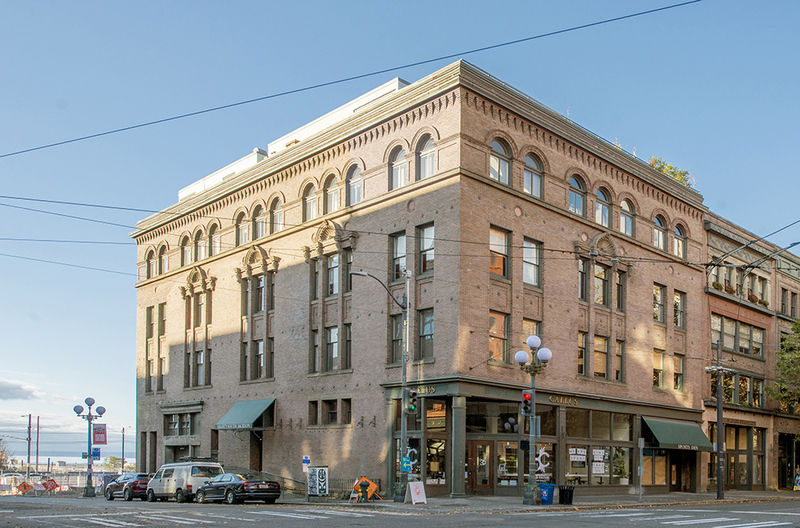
[146,462,223,503]
[105,473,151,501]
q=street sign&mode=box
[401,456,411,473]
[302,455,310,473]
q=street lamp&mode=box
[351,268,411,502]
[514,335,553,506]
[73,398,106,497]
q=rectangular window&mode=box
[267,273,275,311]
[326,254,339,296]
[578,332,587,376]
[194,294,204,327]
[616,271,626,311]
[615,341,625,382]
[752,327,763,357]
[194,349,205,386]
[578,259,588,301]
[418,308,434,360]
[739,323,752,355]
[325,326,339,372]
[489,311,509,362]
[146,306,154,339]
[390,314,404,363]
[738,375,751,405]
[723,317,736,350]
[309,329,318,373]
[342,398,352,425]
[343,324,352,370]
[522,319,540,348]
[343,249,352,293]
[792,292,797,318]
[594,336,608,379]
[653,284,665,323]
[418,224,434,274]
[673,290,686,328]
[158,303,166,336]
[240,342,249,381]
[308,401,318,426]
[323,399,338,425]
[711,314,721,346]
[594,264,609,306]
[489,228,509,278]
[753,378,764,407]
[254,339,265,379]
[310,260,319,301]
[782,288,788,314]
[653,349,665,388]
[674,353,685,391]
[523,238,541,286]
[267,337,274,378]
[391,233,407,281]
[254,276,265,313]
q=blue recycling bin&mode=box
[539,483,556,505]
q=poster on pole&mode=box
[92,424,107,445]
[307,466,328,497]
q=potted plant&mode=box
[724,284,736,295]
[759,299,770,308]
[748,293,759,304]
[613,448,630,485]
[712,281,723,291]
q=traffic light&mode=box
[521,390,533,416]
[405,388,419,415]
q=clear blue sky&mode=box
[1,0,797,465]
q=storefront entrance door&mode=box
[465,441,492,493]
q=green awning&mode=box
[216,399,275,430]
[642,417,713,452]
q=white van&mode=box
[146,461,223,502]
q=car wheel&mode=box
[264,498,276,504]
[225,489,237,505]
[147,489,156,502]
[123,488,133,501]
[196,490,206,504]
[105,487,114,501]
[175,489,186,503]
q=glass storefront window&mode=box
[523,405,557,437]
[753,428,763,451]
[497,441,519,487]
[466,402,488,432]
[523,442,555,485]
[726,426,737,450]
[395,438,422,483]
[755,454,764,485]
[591,411,610,440]
[426,400,446,432]
[590,446,610,484]
[643,448,667,485]
[566,409,589,438]
[612,414,632,441]
[612,447,632,484]
[497,403,521,434]
[425,439,446,485]
[566,444,589,485]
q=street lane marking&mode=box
[84,518,141,527]
[663,518,739,525]
[253,511,330,520]
[141,514,215,525]
[714,523,793,528]
[631,515,693,521]
[299,509,375,517]
[730,511,800,517]
[586,512,655,518]
[196,512,258,522]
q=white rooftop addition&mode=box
[178,148,267,201]
[267,77,409,156]
[176,77,409,202]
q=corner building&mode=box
[134,61,718,497]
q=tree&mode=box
[0,439,11,471]
[102,455,121,472]
[767,319,800,412]
[648,156,694,188]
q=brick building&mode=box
[133,60,798,497]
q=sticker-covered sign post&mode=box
[307,466,329,497]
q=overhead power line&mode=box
[0,0,703,160]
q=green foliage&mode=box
[0,439,10,470]
[102,455,121,471]
[648,156,694,188]
[767,319,800,410]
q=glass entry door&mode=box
[465,441,493,492]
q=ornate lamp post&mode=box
[73,398,106,497]
[514,335,552,506]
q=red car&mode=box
[105,472,152,501]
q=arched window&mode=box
[568,176,586,216]
[523,155,543,198]
[145,250,156,279]
[252,206,266,239]
[303,185,318,222]
[180,236,192,266]
[346,165,363,206]
[489,140,511,185]
[674,225,686,259]
[620,199,635,237]
[324,176,339,214]
[208,225,220,256]
[416,135,435,181]
[389,147,407,190]
[158,246,168,275]
[653,215,667,250]
[595,189,611,227]
[235,212,248,247]
[194,230,206,261]
[270,198,284,234]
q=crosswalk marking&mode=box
[663,518,739,525]
[631,515,693,521]
[731,511,800,517]
[196,512,258,522]
[84,518,141,527]
[140,513,215,525]
[714,522,793,528]
[253,511,330,520]
[299,508,375,517]
[587,512,655,518]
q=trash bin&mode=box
[558,485,574,505]
[539,483,556,505]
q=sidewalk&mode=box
[334,489,800,514]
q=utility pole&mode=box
[35,416,39,474]
[705,339,730,500]
[25,414,31,479]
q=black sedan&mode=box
[104,472,152,501]
[195,471,281,504]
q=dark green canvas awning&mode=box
[642,417,713,452]
[216,399,275,430]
